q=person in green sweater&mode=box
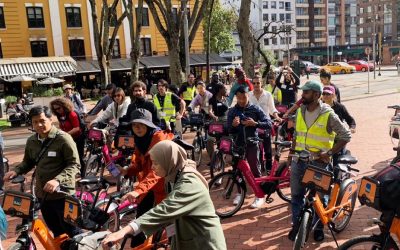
[102,140,227,250]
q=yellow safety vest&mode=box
[264,84,282,104]
[154,92,176,122]
[295,109,336,153]
[182,85,196,101]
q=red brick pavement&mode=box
[2,92,399,249]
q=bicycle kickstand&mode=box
[328,223,339,248]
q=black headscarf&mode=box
[134,125,159,155]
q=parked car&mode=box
[290,60,321,74]
[348,60,374,72]
[322,62,356,74]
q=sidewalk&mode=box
[1,91,399,249]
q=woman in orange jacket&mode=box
[118,108,173,247]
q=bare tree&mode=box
[88,0,128,88]
[121,0,143,83]
[237,0,255,78]
[253,22,295,77]
[144,0,209,85]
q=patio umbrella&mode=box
[37,77,65,85]
[8,75,36,82]
[30,73,48,79]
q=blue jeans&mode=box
[290,159,328,230]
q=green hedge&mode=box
[33,86,63,97]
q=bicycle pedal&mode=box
[266,197,274,204]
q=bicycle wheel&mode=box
[85,154,101,177]
[294,209,313,250]
[7,242,24,250]
[332,180,357,233]
[95,199,120,232]
[275,162,291,203]
[210,151,225,178]
[338,235,399,250]
[192,137,202,166]
[209,172,246,218]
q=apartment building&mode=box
[0,0,204,59]
[328,0,357,46]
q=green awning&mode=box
[390,48,400,54]
[300,48,364,57]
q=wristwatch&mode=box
[327,150,333,156]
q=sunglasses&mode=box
[53,106,63,111]
[322,92,332,96]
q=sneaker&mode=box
[233,194,241,205]
[250,197,265,208]
[313,229,324,242]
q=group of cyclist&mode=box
[1,64,359,249]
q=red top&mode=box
[59,111,81,139]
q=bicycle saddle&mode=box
[173,138,195,150]
[273,141,292,148]
[11,175,25,184]
[78,176,101,186]
[337,155,358,164]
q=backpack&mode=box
[69,112,87,137]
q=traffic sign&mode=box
[365,47,372,55]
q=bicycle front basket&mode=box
[63,196,83,228]
[2,190,36,219]
[88,128,104,143]
[301,165,333,193]
[208,122,225,137]
[189,113,204,127]
[219,136,233,155]
[115,135,135,149]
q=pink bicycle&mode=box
[209,131,291,218]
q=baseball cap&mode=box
[300,80,323,93]
[129,109,157,129]
[63,84,73,91]
[323,86,335,95]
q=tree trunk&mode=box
[168,39,185,85]
[237,0,254,78]
[99,55,111,87]
[206,0,216,84]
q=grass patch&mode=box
[0,119,10,131]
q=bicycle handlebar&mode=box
[388,105,400,109]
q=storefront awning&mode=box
[0,56,76,80]
[76,58,145,74]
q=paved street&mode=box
[2,70,400,249]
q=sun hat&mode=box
[63,84,73,91]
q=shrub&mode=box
[5,95,17,104]
[32,86,63,97]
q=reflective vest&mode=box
[154,92,176,122]
[295,109,336,153]
[264,84,282,104]
[182,85,196,101]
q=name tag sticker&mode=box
[166,224,176,237]
[281,85,287,89]
[217,103,223,106]
[160,112,166,117]
[48,151,57,157]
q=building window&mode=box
[271,1,276,9]
[285,2,291,11]
[69,39,85,59]
[359,17,363,24]
[140,38,152,56]
[30,41,48,57]
[0,43,3,58]
[27,7,44,28]
[136,7,149,26]
[263,14,269,21]
[296,8,307,15]
[0,7,5,28]
[65,7,82,28]
[111,39,121,58]
[264,38,269,45]
[263,1,268,9]
[314,8,323,15]
[272,26,277,32]
[271,13,277,21]
[272,38,277,45]
[285,13,291,23]
[279,13,285,21]
[280,37,285,44]
[279,1,284,9]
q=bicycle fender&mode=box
[336,178,357,207]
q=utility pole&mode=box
[326,0,329,64]
[372,13,377,79]
[378,32,382,76]
[183,2,190,76]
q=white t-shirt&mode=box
[249,90,278,117]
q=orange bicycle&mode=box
[293,150,359,249]
[3,175,69,250]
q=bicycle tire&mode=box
[7,242,24,250]
[95,199,120,232]
[275,162,291,203]
[84,154,101,177]
[338,234,399,250]
[192,137,202,166]
[332,179,357,233]
[209,172,246,218]
[210,151,225,178]
[294,209,313,250]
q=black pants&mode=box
[40,198,82,238]
[74,135,86,177]
[262,132,273,171]
[131,191,155,247]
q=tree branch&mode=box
[144,0,169,38]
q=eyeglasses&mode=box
[322,92,332,96]
[53,106,62,111]
[253,82,261,85]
